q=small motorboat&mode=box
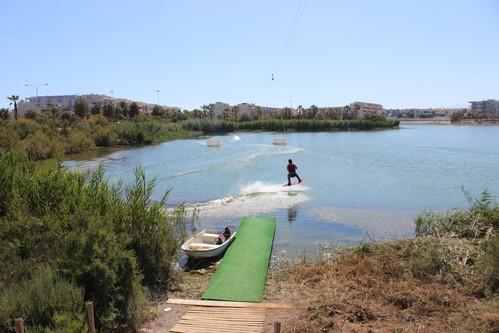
[181,229,236,259]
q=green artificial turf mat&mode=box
[202,216,277,302]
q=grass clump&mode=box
[415,189,498,239]
[0,151,188,331]
[0,266,85,333]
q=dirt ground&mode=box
[140,244,499,333]
[264,250,499,332]
[139,262,216,333]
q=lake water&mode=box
[65,125,499,258]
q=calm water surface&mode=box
[66,125,499,257]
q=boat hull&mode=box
[181,230,236,259]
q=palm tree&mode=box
[309,105,319,120]
[256,106,262,119]
[223,107,231,120]
[282,107,292,119]
[7,95,19,120]
[231,106,240,121]
[208,103,215,119]
[201,104,209,119]
[297,105,303,118]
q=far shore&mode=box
[400,118,499,126]
[399,119,451,125]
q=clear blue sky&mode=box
[1,0,498,110]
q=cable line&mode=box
[258,0,310,104]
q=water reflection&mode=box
[287,206,297,223]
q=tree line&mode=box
[450,109,499,123]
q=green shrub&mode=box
[0,153,185,331]
[22,132,62,160]
[407,238,452,282]
[58,214,147,331]
[11,119,42,140]
[415,190,499,239]
[122,169,178,288]
[0,266,85,333]
[480,238,499,293]
[92,127,118,146]
[0,127,19,150]
[64,131,95,154]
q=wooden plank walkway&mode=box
[170,305,266,333]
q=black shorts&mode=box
[288,173,298,178]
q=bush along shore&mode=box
[266,190,498,332]
[0,113,200,161]
[0,109,399,161]
[181,116,400,133]
[0,152,191,332]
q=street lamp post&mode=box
[25,83,48,97]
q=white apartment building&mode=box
[349,101,383,116]
[17,94,111,114]
[470,99,499,113]
[260,106,280,114]
[15,94,167,115]
[213,102,230,119]
[18,95,80,114]
[237,103,257,115]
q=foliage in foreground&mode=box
[0,266,85,333]
[0,152,187,332]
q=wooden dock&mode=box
[168,299,292,333]
[170,306,266,333]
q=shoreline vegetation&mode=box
[0,153,193,332]
[0,103,399,161]
[450,109,499,125]
[264,190,499,332]
[1,103,497,332]
[181,117,399,134]
[0,150,498,332]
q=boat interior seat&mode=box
[189,243,219,250]
[201,233,220,243]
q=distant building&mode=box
[260,106,280,115]
[237,103,257,116]
[470,99,499,113]
[213,102,230,119]
[349,101,383,116]
[18,95,80,114]
[16,93,174,115]
[18,94,111,114]
[212,102,281,119]
[84,94,110,106]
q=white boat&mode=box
[181,229,236,259]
